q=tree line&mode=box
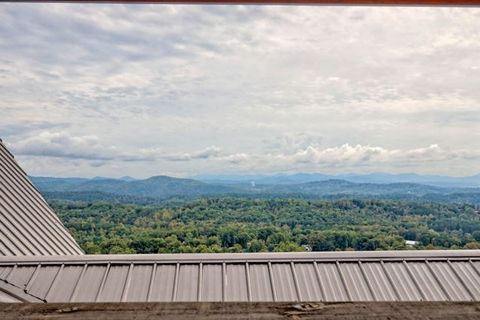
[51,198,480,254]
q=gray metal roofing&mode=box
[1,250,479,303]
[0,139,83,256]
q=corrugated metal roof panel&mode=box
[225,264,248,302]
[407,262,448,301]
[472,260,480,272]
[449,261,480,300]
[271,263,297,302]
[294,263,323,301]
[5,266,36,289]
[71,265,106,302]
[27,265,60,300]
[316,262,349,301]
[150,264,175,302]
[202,264,223,301]
[249,263,273,301]
[46,265,83,302]
[0,266,13,280]
[97,265,129,302]
[0,214,32,255]
[338,262,374,301]
[1,251,479,303]
[125,264,153,302]
[0,140,83,256]
[361,262,397,301]
[382,262,423,301]
[428,261,472,301]
[176,264,199,302]
[0,239,14,256]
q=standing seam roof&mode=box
[1,251,479,303]
[0,140,83,256]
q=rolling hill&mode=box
[30,175,480,204]
[31,175,239,199]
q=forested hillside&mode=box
[52,198,480,254]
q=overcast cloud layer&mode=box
[1,4,479,178]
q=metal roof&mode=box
[0,139,83,256]
[1,250,479,303]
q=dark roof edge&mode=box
[1,250,479,264]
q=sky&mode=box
[1,4,480,178]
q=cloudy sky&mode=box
[1,4,479,178]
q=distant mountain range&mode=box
[30,174,480,204]
[31,175,239,199]
[193,172,480,188]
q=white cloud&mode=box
[287,144,388,166]
[163,146,222,161]
[7,129,480,177]
[1,4,480,177]
[11,131,153,162]
[9,131,235,164]
[278,144,479,169]
[222,153,251,164]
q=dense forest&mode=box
[51,198,480,254]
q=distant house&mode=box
[1,139,480,303]
[405,240,420,247]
